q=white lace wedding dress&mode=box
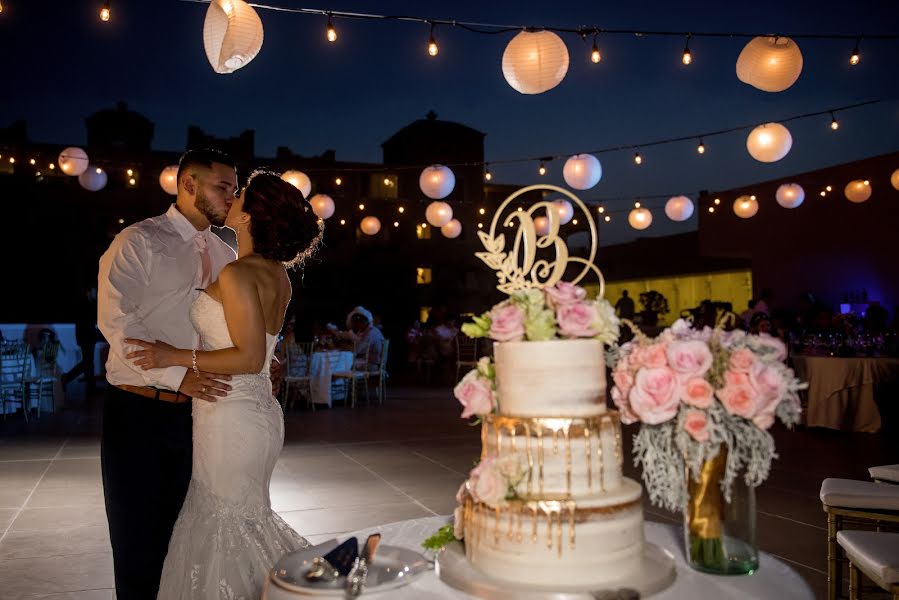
[157,292,309,599]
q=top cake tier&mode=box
[494,339,607,417]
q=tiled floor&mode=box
[1,386,897,599]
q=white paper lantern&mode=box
[360,216,381,235]
[281,170,311,199]
[58,147,89,176]
[309,194,335,220]
[775,183,805,209]
[733,195,759,218]
[425,201,453,227]
[441,219,462,239]
[562,154,602,190]
[159,165,179,195]
[628,207,652,230]
[552,199,574,225]
[746,123,792,163]
[534,215,550,236]
[419,165,455,199]
[664,196,694,222]
[845,180,872,203]
[502,30,569,95]
[891,169,899,191]
[78,166,107,192]
[203,0,264,74]
[736,36,803,92]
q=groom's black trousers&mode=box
[101,385,192,599]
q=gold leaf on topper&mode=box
[475,184,605,298]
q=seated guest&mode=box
[330,306,385,371]
[749,312,771,335]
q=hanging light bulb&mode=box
[598,206,605,214]
[335,177,342,186]
[682,34,692,65]
[427,22,438,57]
[604,215,611,222]
[590,32,601,63]
[484,164,492,181]
[849,40,861,66]
[634,152,643,165]
[697,138,706,154]
[100,0,110,22]
[479,207,486,215]
[398,206,405,213]
[538,161,546,176]
[326,13,337,43]
[830,112,839,131]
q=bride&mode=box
[125,169,323,598]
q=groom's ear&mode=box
[181,173,196,196]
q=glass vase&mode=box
[683,448,758,575]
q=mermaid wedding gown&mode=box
[157,292,309,599]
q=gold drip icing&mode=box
[566,500,577,550]
[493,505,501,544]
[530,503,539,543]
[552,428,559,455]
[563,423,572,497]
[524,421,534,496]
[584,425,593,492]
[536,429,545,495]
[613,416,622,469]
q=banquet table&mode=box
[263,515,814,599]
[791,355,899,432]
[309,350,354,407]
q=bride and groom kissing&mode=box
[97,148,324,599]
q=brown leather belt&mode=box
[116,384,190,404]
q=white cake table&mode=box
[263,515,814,599]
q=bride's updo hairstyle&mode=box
[242,169,324,268]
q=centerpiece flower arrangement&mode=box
[609,318,805,573]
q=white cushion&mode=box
[819,478,899,510]
[869,464,899,483]
[837,530,899,585]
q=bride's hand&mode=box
[125,338,180,370]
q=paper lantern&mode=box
[425,201,453,227]
[736,36,803,92]
[775,183,805,209]
[845,180,872,203]
[733,195,759,218]
[310,194,335,220]
[891,169,899,191]
[203,0,264,74]
[562,154,602,190]
[159,165,179,195]
[360,216,381,235]
[281,170,311,198]
[502,30,569,95]
[441,219,462,239]
[78,166,107,192]
[552,199,574,225]
[628,207,652,230]
[664,196,694,222]
[58,147,89,176]
[419,165,455,199]
[534,215,550,236]
[746,123,792,163]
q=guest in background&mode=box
[749,312,771,335]
[615,290,636,320]
[739,299,757,329]
[330,306,384,371]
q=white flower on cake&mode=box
[453,368,495,419]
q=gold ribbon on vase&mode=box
[686,447,727,540]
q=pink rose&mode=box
[489,301,526,342]
[455,481,468,503]
[556,301,600,338]
[756,334,787,361]
[750,362,786,423]
[729,348,756,373]
[752,413,775,430]
[683,409,710,442]
[716,385,757,419]
[611,386,638,424]
[545,282,587,308]
[469,459,506,507]
[666,340,713,379]
[681,377,714,408]
[629,367,679,424]
[612,369,634,397]
[724,370,750,388]
[453,371,495,418]
[642,343,669,369]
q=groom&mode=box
[98,148,238,599]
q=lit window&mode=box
[369,174,398,199]
[416,267,433,285]
[416,224,431,240]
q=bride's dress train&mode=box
[157,292,308,599]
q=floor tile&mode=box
[0,552,113,598]
[0,525,110,560]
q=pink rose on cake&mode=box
[556,301,600,338]
[468,458,507,508]
[545,282,587,309]
[666,340,713,380]
[453,370,495,418]
[681,377,714,408]
[629,367,679,424]
[488,301,526,342]
[683,409,710,442]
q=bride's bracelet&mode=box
[191,349,200,377]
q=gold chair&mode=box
[283,342,313,411]
[455,334,479,382]
[837,530,899,599]
[1,341,30,422]
[333,341,371,408]
[27,339,60,419]
[366,340,390,405]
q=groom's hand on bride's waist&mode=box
[178,369,232,402]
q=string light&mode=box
[682,34,692,65]
[126,168,134,176]
[826,185,832,192]
[572,218,578,225]
[335,177,342,186]
[128,177,136,186]
[590,33,601,63]
[398,206,405,213]
[393,221,399,227]
[697,138,705,154]
[29,158,36,165]
[634,152,642,165]
[829,112,839,131]
[49,164,55,170]
[538,161,546,176]
[634,201,642,208]
[598,206,605,213]
[820,190,826,197]
[708,207,715,213]
[9,157,15,164]
[604,215,611,222]
[339,219,346,225]
[477,222,484,229]
[850,40,861,66]
[479,207,486,215]
[326,13,337,43]
[100,0,110,22]
[358,203,365,210]
[484,165,492,181]
[118,218,125,224]
[427,22,438,57]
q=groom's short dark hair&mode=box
[176,148,237,185]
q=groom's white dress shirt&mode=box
[98,205,236,392]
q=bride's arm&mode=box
[126,263,269,374]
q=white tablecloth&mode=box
[264,516,813,600]
[309,351,354,407]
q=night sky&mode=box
[3,0,899,244]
